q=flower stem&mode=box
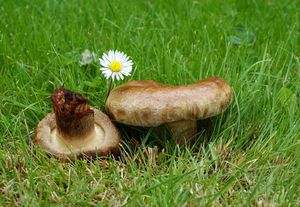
[104,78,113,104]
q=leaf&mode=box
[229,25,256,46]
[228,36,243,45]
[232,24,246,32]
[278,87,298,113]
[83,80,99,88]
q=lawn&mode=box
[0,0,299,206]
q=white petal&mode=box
[123,61,133,67]
[100,67,109,71]
[121,72,129,77]
[111,73,115,81]
[116,73,120,80]
[123,66,132,73]
[121,69,130,75]
[115,51,122,60]
[120,55,127,64]
[103,70,112,77]
[100,58,109,67]
[108,50,115,61]
[103,53,111,63]
[123,65,132,70]
[124,55,130,62]
[119,73,124,80]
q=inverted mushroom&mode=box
[105,77,233,144]
[34,87,120,159]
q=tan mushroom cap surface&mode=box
[35,108,120,160]
[105,77,233,127]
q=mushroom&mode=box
[105,77,233,144]
[34,87,120,160]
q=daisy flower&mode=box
[99,50,133,81]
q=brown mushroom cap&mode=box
[34,87,120,160]
[105,77,233,126]
[105,77,233,144]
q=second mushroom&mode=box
[105,77,233,144]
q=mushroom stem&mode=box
[166,120,197,145]
[51,87,95,140]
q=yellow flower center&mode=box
[109,61,122,72]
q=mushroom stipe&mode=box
[34,87,120,160]
[105,77,233,145]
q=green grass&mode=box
[0,0,299,206]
